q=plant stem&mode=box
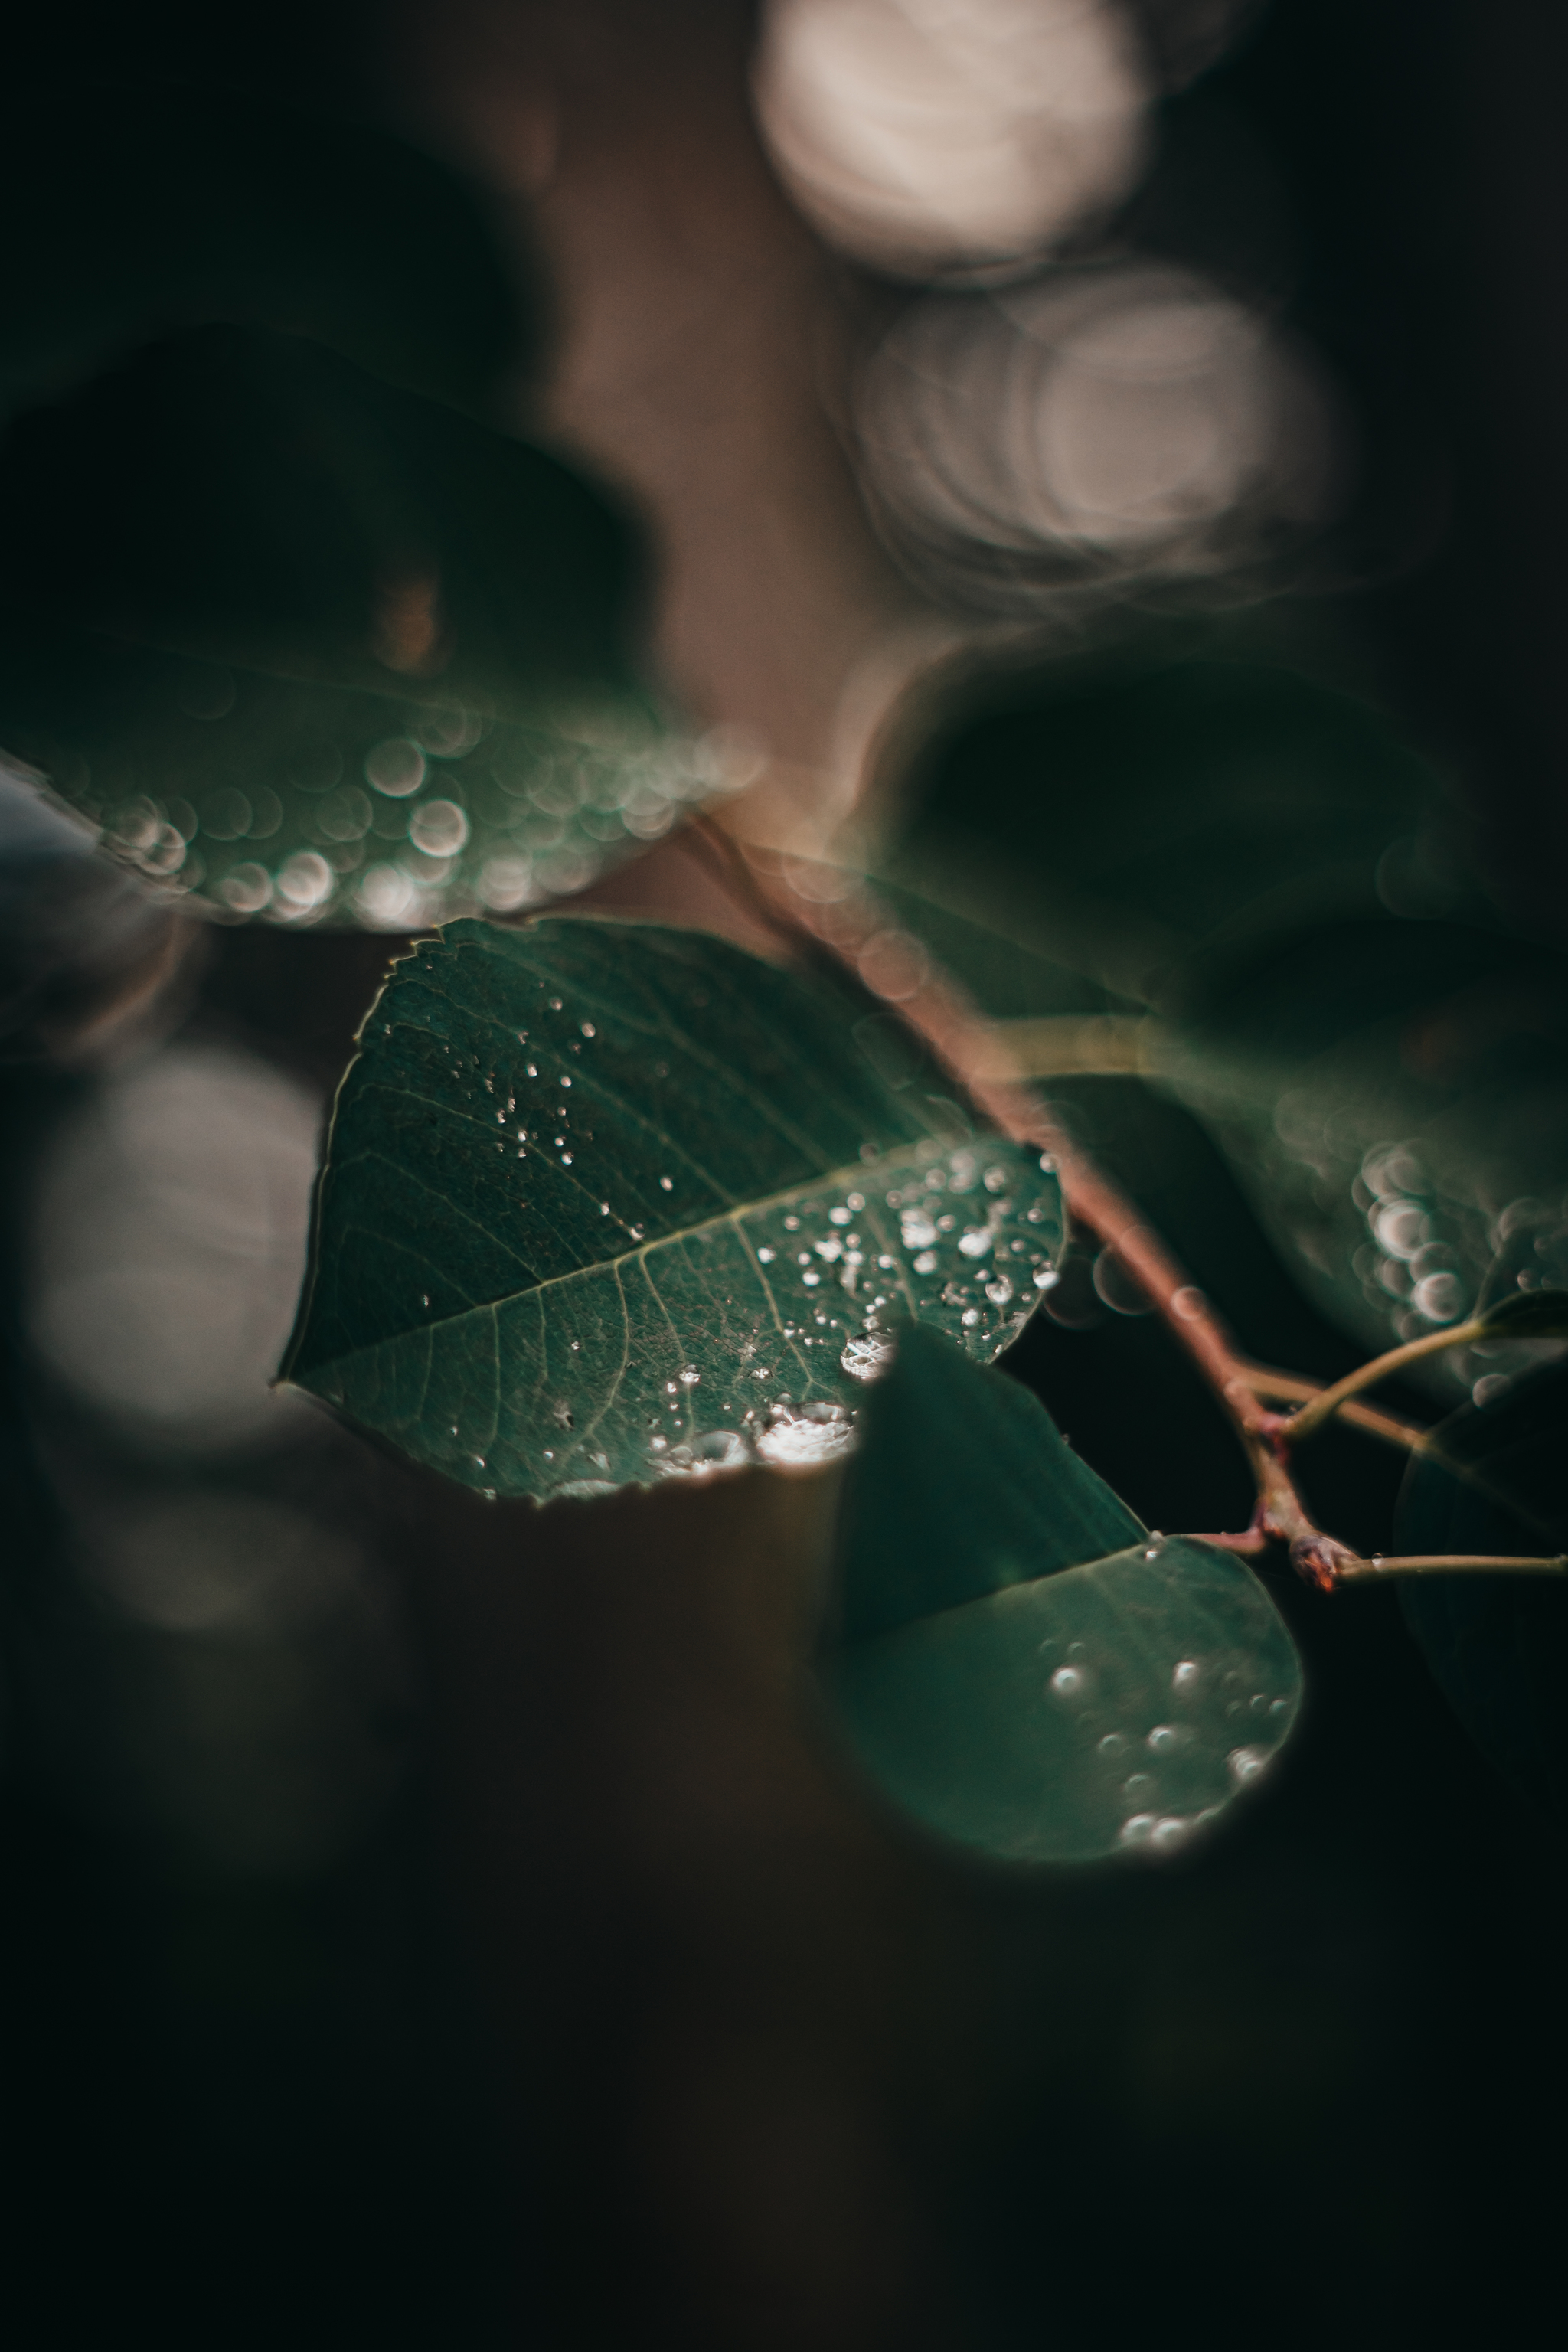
[708,830,1361,1582]
[1238,1369,1429,1453]
[1284,1320,1489,1443]
[1334,1552,1568,1582]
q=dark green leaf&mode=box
[0,328,689,929]
[280,921,1065,1500]
[1395,1366,1568,1826]
[2,87,525,416]
[818,1326,1302,1865]
[882,646,1460,1012]
[875,642,1568,1400]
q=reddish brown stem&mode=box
[705,828,1354,1582]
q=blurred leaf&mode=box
[818,1325,1302,1864]
[0,327,678,929]
[280,920,1065,1501]
[1,86,527,417]
[883,646,1465,1011]
[878,644,1568,1399]
[1395,1367,1568,1826]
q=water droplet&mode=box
[678,1367,701,1386]
[783,1214,801,1231]
[755,1400,856,1466]
[1120,1814,1156,1845]
[830,1207,851,1226]
[550,1401,573,1430]
[549,997,563,1011]
[420,1293,430,1308]
[841,1334,895,1383]
[1049,1664,1088,1700]
[961,1308,980,1328]
[1227,1745,1269,1783]
[756,1246,776,1263]
[913,1250,938,1275]
[1269,1697,1289,1717]
[985,1276,1014,1306]
[803,1271,821,1287]
[847,1192,865,1211]
[1122,1772,1154,1799]
[1098,1732,1128,1756]
[1033,1267,1059,1289]
[1172,1660,1200,1689]
[900,1210,939,1249]
[581,1021,596,1037]
[1150,1816,1191,1851]
[1146,1724,1182,1753]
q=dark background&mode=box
[3,5,1566,2346]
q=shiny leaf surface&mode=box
[818,1327,1302,1864]
[281,921,1064,1499]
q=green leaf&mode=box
[279,920,1065,1499]
[0,327,700,929]
[882,645,1459,1013]
[874,641,1568,1400]
[2,87,525,416]
[1395,1366,1568,1825]
[1475,1289,1568,1341]
[817,1326,1302,1865]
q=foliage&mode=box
[281,920,1063,1501]
[5,62,1566,1880]
[818,1326,1301,1864]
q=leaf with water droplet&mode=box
[0,310,710,930]
[816,1326,1302,1864]
[280,921,1064,1499]
[1395,1364,1568,1826]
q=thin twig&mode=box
[1334,1552,1568,1583]
[1285,1319,1489,1444]
[1236,1368,1429,1453]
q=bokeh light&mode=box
[28,1044,321,1452]
[854,261,1334,610]
[753,0,1152,281]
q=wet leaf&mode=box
[280,920,1065,1500]
[1395,1366,1568,1826]
[818,1326,1302,1865]
[0,326,691,930]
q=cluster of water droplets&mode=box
[1174,1042,1568,1403]
[371,948,1063,1497]
[1037,1547,1296,1856]
[80,683,760,929]
[626,1145,1061,1486]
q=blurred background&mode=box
[3,3,1566,2347]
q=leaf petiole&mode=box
[1333,1551,1568,1582]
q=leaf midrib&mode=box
[293,1140,952,1370]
